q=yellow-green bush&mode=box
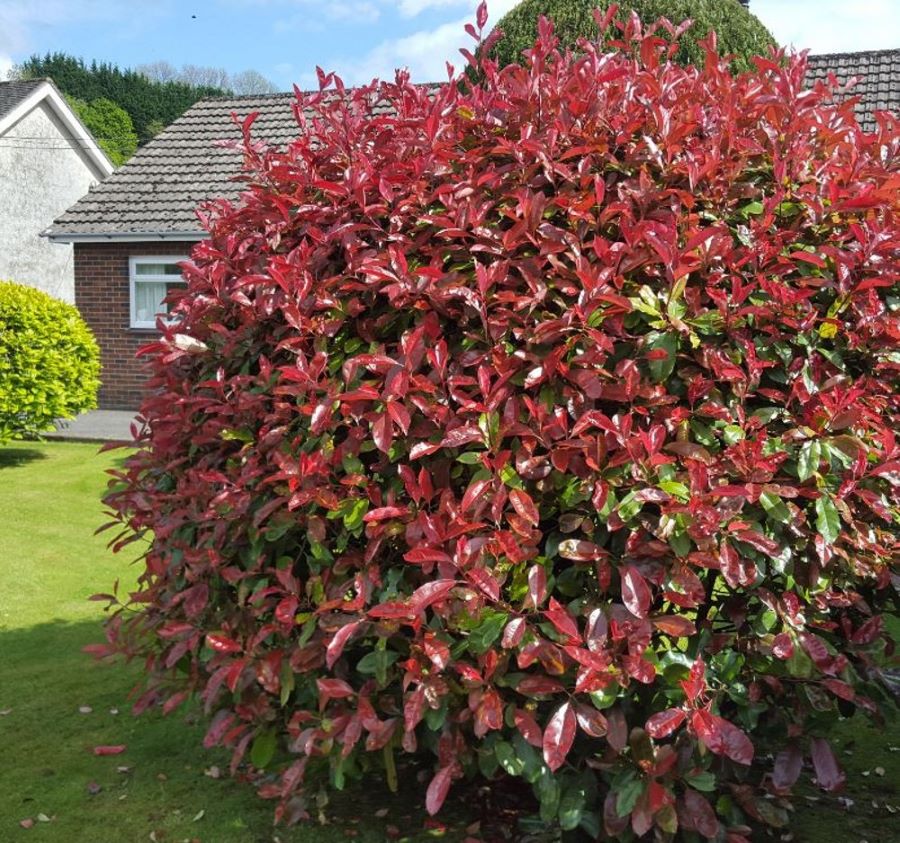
[0,281,100,442]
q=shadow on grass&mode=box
[0,618,478,843]
[0,447,49,470]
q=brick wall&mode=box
[74,241,196,409]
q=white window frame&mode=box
[129,256,187,329]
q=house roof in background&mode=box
[46,92,317,240]
[805,48,900,133]
[0,77,114,178]
[47,49,900,241]
[0,79,46,123]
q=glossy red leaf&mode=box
[542,701,576,772]
[206,633,242,654]
[527,564,547,608]
[691,710,754,765]
[514,708,543,747]
[509,489,539,526]
[645,708,686,738]
[681,788,719,839]
[620,566,651,619]
[409,579,457,612]
[325,620,363,670]
[501,617,526,649]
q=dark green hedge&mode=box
[488,0,776,72]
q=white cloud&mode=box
[336,0,521,83]
[397,0,470,18]
[752,0,900,54]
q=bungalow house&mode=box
[46,49,899,410]
[0,78,113,302]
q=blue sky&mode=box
[1,1,898,90]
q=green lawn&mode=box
[0,442,464,843]
[0,441,896,842]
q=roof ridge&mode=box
[808,47,900,59]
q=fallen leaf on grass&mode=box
[79,705,93,714]
[203,765,221,779]
[87,781,102,796]
[19,818,34,829]
[109,707,119,715]
[156,773,168,782]
[93,745,126,756]
[116,766,132,774]
[0,708,12,716]
[192,810,204,822]
[374,808,389,818]
[36,814,51,823]
[874,766,885,776]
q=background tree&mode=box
[488,0,776,71]
[67,96,138,166]
[14,53,227,144]
[0,281,100,443]
[230,69,278,95]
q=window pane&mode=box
[134,261,181,276]
[134,280,168,323]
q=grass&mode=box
[0,442,465,843]
[0,441,896,842]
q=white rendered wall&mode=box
[0,100,106,302]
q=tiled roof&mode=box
[47,91,304,237]
[0,78,46,124]
[48,50,900,239]
[805,48,900,133]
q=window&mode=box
[129,257,187,329]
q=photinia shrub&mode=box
[98,7,900,839]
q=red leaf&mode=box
[501,617,526,649]
[681,788,719,839]
[810,737,845,791]
[544,597,580,642]
[772,633,794,659]
[363,506,408,523]
[425,765,454,815]
[372,412,393,453]
[527,564,547,608]
[620,566,651,619]
[509,488,539,526]
[410,579,457,612]
[424,633,451,671]
[206,633,242,654]
[316,677,355,707]
[461,478,491,512]
[326,620,363,670]
[558,539,605,561]
[681,659,706,704]
[466,567,500,601]
[542,701,576,772]
[645,708,686,738]
[652,615,696,637]
[92,745,126,756]
[691,710,754,765]
[514,709,543,747]
[517,676,565,696]
[475,0,488,29]
[574,703,608,737]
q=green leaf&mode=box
[495,741,525,776]
[647,332,678,382]
[250,731,277,769]
[537,770,561,822]
[686,770,717,792]
[468,610,508,654]
[615,776,644,817]
[759,491,791,524]
[798,440,821,482]
[559,779,588,830]
[815,495,840,544]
